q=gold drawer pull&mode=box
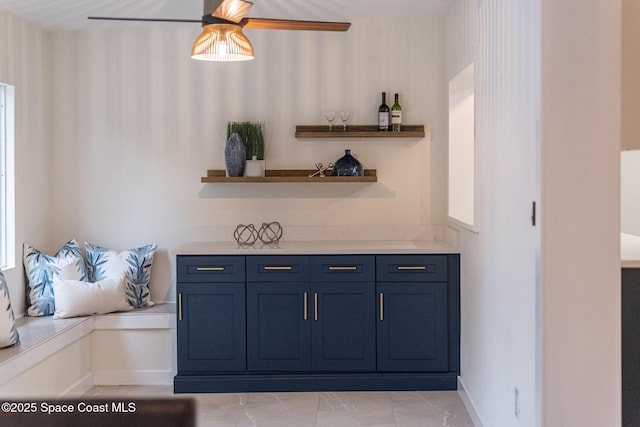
[397,266,427,271]
[379,293,384,321]
[304,292,308,320]
[196,267,225,271]
[314,293,318,321]
[328,266,357,271]
[178,293,183,321]
[264,266,293,271]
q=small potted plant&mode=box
[227,121,265,177]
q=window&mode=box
[0,83,15,270]
[448,63,477,231]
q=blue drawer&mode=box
[310,255,375,282]
[247,256,310,282]
[177,255,245,283]
[376,255,448,282]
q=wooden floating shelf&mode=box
[202,169,377,183]
[295,125,425,139]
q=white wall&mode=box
[446,1,540,426]
[541,1,621,425]
[48,17,448,303]
[448,0,622,425]
[0,11,51,316]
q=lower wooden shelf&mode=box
[201,169,377,183]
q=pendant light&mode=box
[191,23,254,61]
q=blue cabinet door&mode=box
[177,282,246,372]
[311,281,376,371]
[377,281,448,372]
[247,281,311,371]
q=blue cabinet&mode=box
[246,255,376,372]
[377,281,448,371]
[246,256,310,371]
[311,255,376,371]
[312,281,376,371]
[176,256,246,373]
[377,255,458,373]
[175,253,460,393]
[623,268,640,426]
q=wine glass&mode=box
[339,110,351,131]
[324,110,336,131]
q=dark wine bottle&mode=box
[391,93,402,132]
[378,92,390,131]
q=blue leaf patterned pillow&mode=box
[0,270,19,348]
[24,239,88,316]
[85,242,157,309]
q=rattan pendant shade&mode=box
[191,24,254,61]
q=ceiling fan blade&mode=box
[212,0,253,24]
[88,16,202,23]
[241,18,350,31]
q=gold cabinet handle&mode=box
[304,292,308,320]
[314,293,318,321]
[178,293,183,321]
[196,267,225,271]
[397,266,427,271]
[264,266,293,271]
[379,293,384,321]
[328,266,358,271]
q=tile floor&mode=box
[85,385,474,427]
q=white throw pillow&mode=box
[52,274,132,319]
[0,271,19,348]
[85,242,156,308]
[24,239,88,316]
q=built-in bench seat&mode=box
[0,304,176,398]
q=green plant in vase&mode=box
[227,121,265,177]
[227,121,265,159]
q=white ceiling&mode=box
[0,0,455,31]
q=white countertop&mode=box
[174,239,458,255]
[622,233,640,268]
[175,232,640,262]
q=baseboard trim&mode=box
[457,376,485,427]
[94,370,174,386]
[62,372,95,397]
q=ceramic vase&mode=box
[225,133,246,177]
[333,149,363,176]
[245,156,265,177]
